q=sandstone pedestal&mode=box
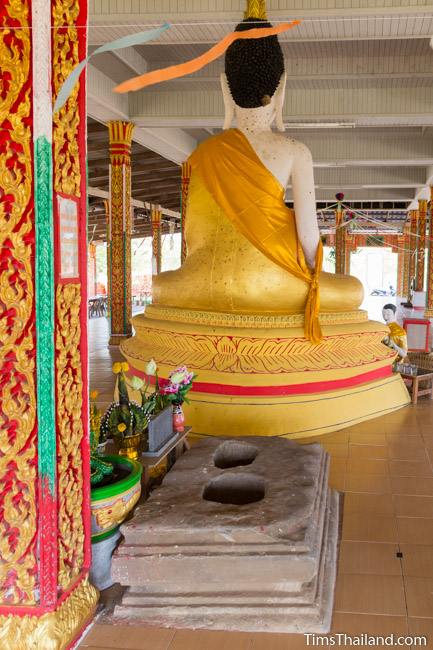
[112,437,339,633]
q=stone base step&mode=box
[113,490,339,633]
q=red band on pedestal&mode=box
[130,365,392,397]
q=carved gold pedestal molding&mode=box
[122,305,410,439]
[0,578,98,650]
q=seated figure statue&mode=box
[153,17,363,342]
[122,8,409,438]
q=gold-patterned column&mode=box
[335,205,346,275]
[108,121,134,346]
[104,198,111,316]
[151,206,162,275]
[408,209,418,295]
[0,0,98,643]
[425,189,433,316]
[396,233,406,297]
[416,199,428,291]
[88,242,96,297]
[402,223,411,300]
[181,162,191,264]
[345,234,352,275]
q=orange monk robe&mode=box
[388,322,408,361]
[188,128,323,343]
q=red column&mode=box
[409,209,418,294]
[108,121,134,345]
[335,205,346,275]
[151,206,162,275]
[88,242,97,297]
[425,189,433,316]
[416,199,428,291]
[0,0,98,644]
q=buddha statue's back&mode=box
[153,129,363,315]
[121,4,409,439]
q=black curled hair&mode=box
[383,303,397,313]
[224,18,285,109]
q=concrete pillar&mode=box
[0,0,98,644]
[108,121,134,345]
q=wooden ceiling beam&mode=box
[87,122,107,135]
[87,152,165,168]
[130,179,180,190]
[133,190,181,200]
[87,164,179,179]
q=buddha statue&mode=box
[153,18,363,334]
[382,304,408,361]
[121,1,409,438]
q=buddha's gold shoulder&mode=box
[388,322,406,337]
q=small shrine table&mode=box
[140,427,191,493]
[400,368,433,405]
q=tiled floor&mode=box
[83,315,433,649]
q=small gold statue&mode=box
[382,303,408,361]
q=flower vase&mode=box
[173,402,185,433]
[115,433,142,461]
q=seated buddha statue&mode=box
[123,4,409,439]
[153,16,363,343]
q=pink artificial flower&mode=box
[163,383,179,394]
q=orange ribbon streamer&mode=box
[114,21,301,93]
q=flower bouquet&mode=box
[100,362,154,460]
[161,365,196,433]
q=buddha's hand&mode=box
[388,339,407,358]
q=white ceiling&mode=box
[87,0,433,205]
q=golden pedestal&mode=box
[121,305,410,440]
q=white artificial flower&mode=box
[145,358,158,376]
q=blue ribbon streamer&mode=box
[53,23,171,113]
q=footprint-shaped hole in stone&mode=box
[203,473,265,505]
[213,441,259,469]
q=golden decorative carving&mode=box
[151,208,162,275]
[55,284,85,590]
[108,122,134,340]
[144,304,368,328]
[107,121,134,164]
[335,207,347,275]
[416,199,428,291]
[244,0,267,19]
[95,489,140,529]
[123,325,393,375]
[0,578,98,650]
[0,0,38,604]
[52,0,81,196]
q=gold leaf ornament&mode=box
[244,0,267,20]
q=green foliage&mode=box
[89,396,114,486]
